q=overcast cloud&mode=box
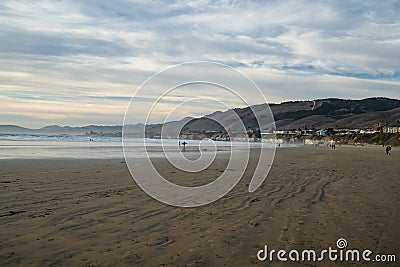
[0,0,399,127]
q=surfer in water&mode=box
[182,141,187,152]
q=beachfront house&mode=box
[360,129,379,134]
[301,130,314,135]
[383,126,400,133]
[316,129,328,136]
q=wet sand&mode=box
[0,146,399,266]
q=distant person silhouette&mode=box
[181,141,187,152]
[386,145,392,155]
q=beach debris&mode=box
[0,210,26,217]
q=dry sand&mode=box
[0,146,399,266]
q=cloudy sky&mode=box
[0,0,399,128]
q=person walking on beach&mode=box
[329,140,335,149]
[386,145,392,155]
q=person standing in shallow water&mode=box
[386,145,392,155]
[180,141,187,152]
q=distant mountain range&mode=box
[0,124,145,136]
[1,97,400,136]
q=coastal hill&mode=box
[1,97,399,136]
[149,97,400,134]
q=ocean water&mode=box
[0,134,275,159]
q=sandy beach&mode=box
[0,145,399,266]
